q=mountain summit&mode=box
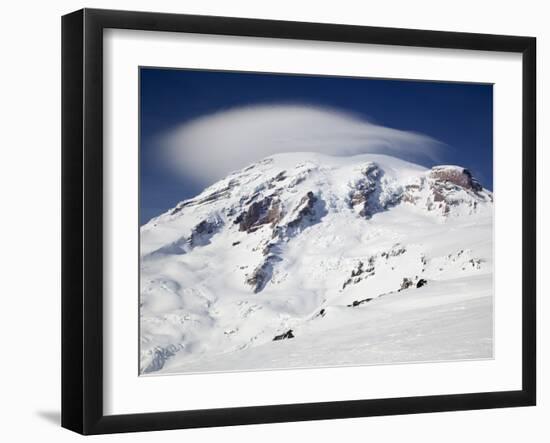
[140,153,493,374]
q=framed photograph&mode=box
[62,8,536,435]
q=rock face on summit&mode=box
[429,166,482,191]
[140,152,494,375]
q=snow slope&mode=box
[139,152,493,375]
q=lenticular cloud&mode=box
[161,104,443,186]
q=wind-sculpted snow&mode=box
[140,152,493,374]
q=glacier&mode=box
[139,152,493,375]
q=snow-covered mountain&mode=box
[140,152,493,375]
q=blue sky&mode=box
[140,68,493,225]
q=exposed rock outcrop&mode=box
[381,244,407,260]
[429,166,482,192]
[273,329,295,341]
[246,254,282,293]
[400,166,491,216]
[146,217,223,257]
[244,191,326,293]
[349,163,380,217]
[288,191,318,228]
[399,277,414,291]
[342,257,376,290]
[416,278,428,288]
[189,218,224,247]
[235,196,283,233]
[348,163,403,218]
[348,297,373,307]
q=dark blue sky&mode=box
[140,68,493,225]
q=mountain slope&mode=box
[139,152,493,374]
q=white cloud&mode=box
[160,104,444,186]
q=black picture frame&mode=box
[62,8,536,435]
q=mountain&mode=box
[140,152,493,374]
